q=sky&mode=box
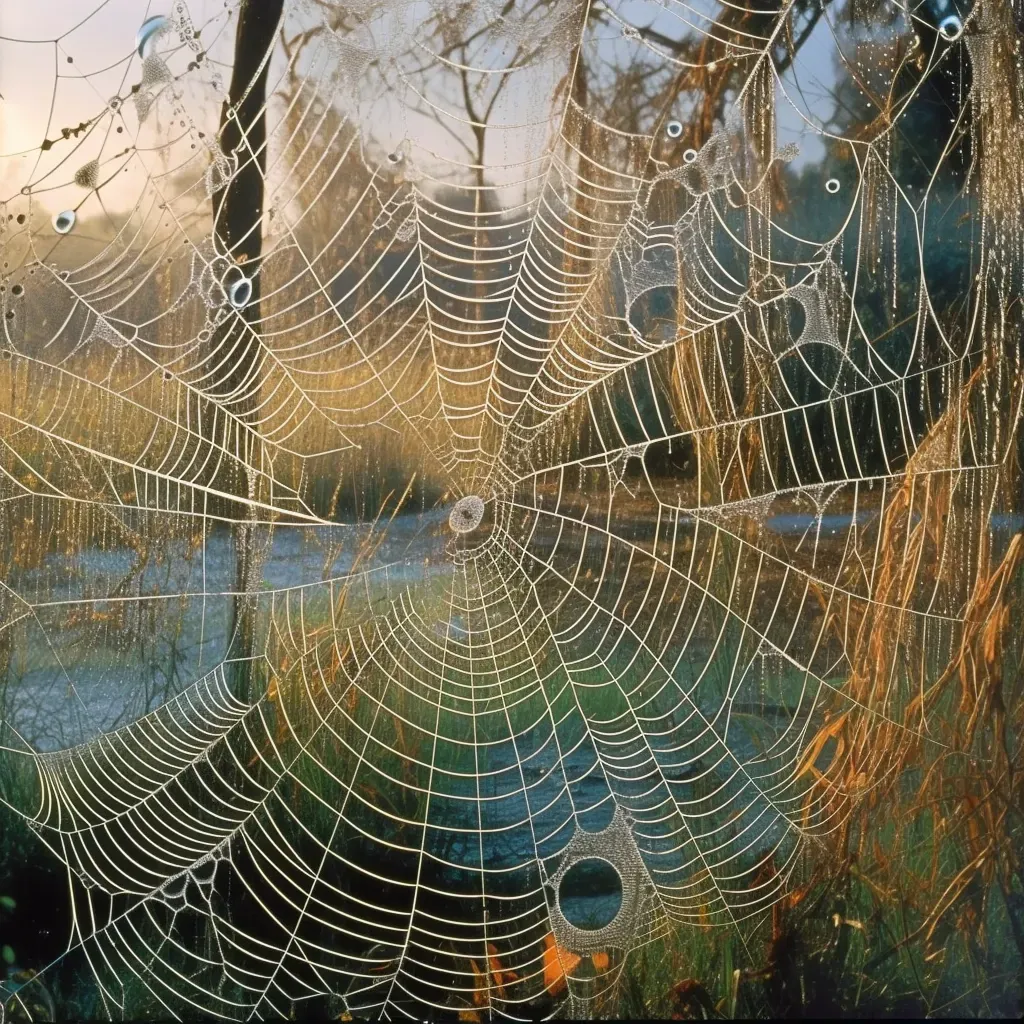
[0,0,868,224]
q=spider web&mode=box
[0,0,1019,1018]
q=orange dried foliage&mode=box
[799,343,1024,970]
[466,944,518,1010]
[486,943,516,995]
[542,933,581,995]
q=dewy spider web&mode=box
[0,0,1020,1018]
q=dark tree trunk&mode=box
[209,0,285,701]
[211,0,284,401]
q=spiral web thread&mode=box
[0,0,1019,1018]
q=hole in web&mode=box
[784,294,807,339]
[558,858,623,930]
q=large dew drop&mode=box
[136,15,170,58]
[53,210,76,234]
[938,14,963,40]
[228,276,252,309]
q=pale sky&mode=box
[0,0,866,224]
[0,0,235,215]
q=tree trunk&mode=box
[210,0,285,701]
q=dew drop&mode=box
[825,178,840,194]
[665,120,683,139]
[938,15,963,41]
[228,276,252,308]
[53,210,76,234]
[136,15,170,58]
[683,148,698,164]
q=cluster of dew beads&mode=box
[449,495,485,533]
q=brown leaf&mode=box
[542,933,581,995]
